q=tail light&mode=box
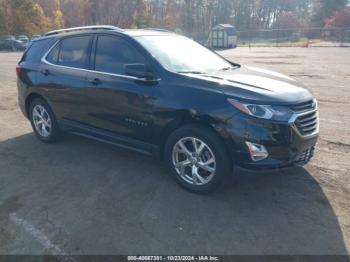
[16,65,21,76]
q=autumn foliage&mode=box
[0,0,349,36]
[324,7,350,28]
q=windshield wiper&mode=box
[218,63,241,72]
[177,71,206,74]
[218,67,235,72]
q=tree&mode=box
[312,0,348,26]
[37,0,64,29]
[133,0,151,28]
[10,0,49,34]
[1,0,342,37]
[324,7,350,28]
[274,11,308,29]
[0,0,11,34]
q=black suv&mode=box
[17,26,319,193]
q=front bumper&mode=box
[224,113,319,169]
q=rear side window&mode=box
[94,35,145,75]
[46,35,91,69]
[21,38,54,63]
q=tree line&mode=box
[0,0,349,36]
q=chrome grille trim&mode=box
[302,125,317,132]
[297,113,318,124]
[290,99,317,113]
[289,99,319,138]
[299,119,318,128]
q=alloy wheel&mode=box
[172,137,216,186]
[32,105,52,138]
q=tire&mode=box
[29,98,61,143]
[164,125,232,194]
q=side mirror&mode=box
[124,63,154,79]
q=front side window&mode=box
[46,36,91,69]
[94,35,145,75]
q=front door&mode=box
[85,35,157,142]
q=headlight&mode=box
[227,98,293,121]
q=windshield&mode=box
[135,35,234,74]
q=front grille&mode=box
[290,100,316,113]
[294,147,315,166]
[295,111,318,136]
[290,99,319,136]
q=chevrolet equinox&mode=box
[17,26,319,193]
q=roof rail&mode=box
[44,25,123,36]
[144,28,173,33]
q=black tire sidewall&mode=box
[29,98,61,143]
[165,125,231,194]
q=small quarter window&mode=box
[22,38,54,63]
[46,42,59,64]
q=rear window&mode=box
[45,36,91,69]
[21,38,54,63]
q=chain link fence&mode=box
[1,27,350,52]
[185,27,350,48]
[236,27,350,47]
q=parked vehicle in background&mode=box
[17,26,319,193]
[16,35,29,48]
[17,35,29,43]
[0,37,27,51]
[4,35,15,40]
[30,35,41,42]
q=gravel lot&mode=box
[0,47,349,255]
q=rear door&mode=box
[37,35,93,122]
[17,38,56,113]
[84,34,157,142]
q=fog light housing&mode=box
[246,142,269,162]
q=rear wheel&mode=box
[29,98,61,143]
[165,125,232,194]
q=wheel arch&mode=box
[157,114,234,165]
[25,93,48,118]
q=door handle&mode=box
[135,78,159,86]
[88,78,102,85]
[40,69,50,76]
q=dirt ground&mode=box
[0,47,349,255]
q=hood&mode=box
[185,66,313,105]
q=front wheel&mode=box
[164,125,232,194]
